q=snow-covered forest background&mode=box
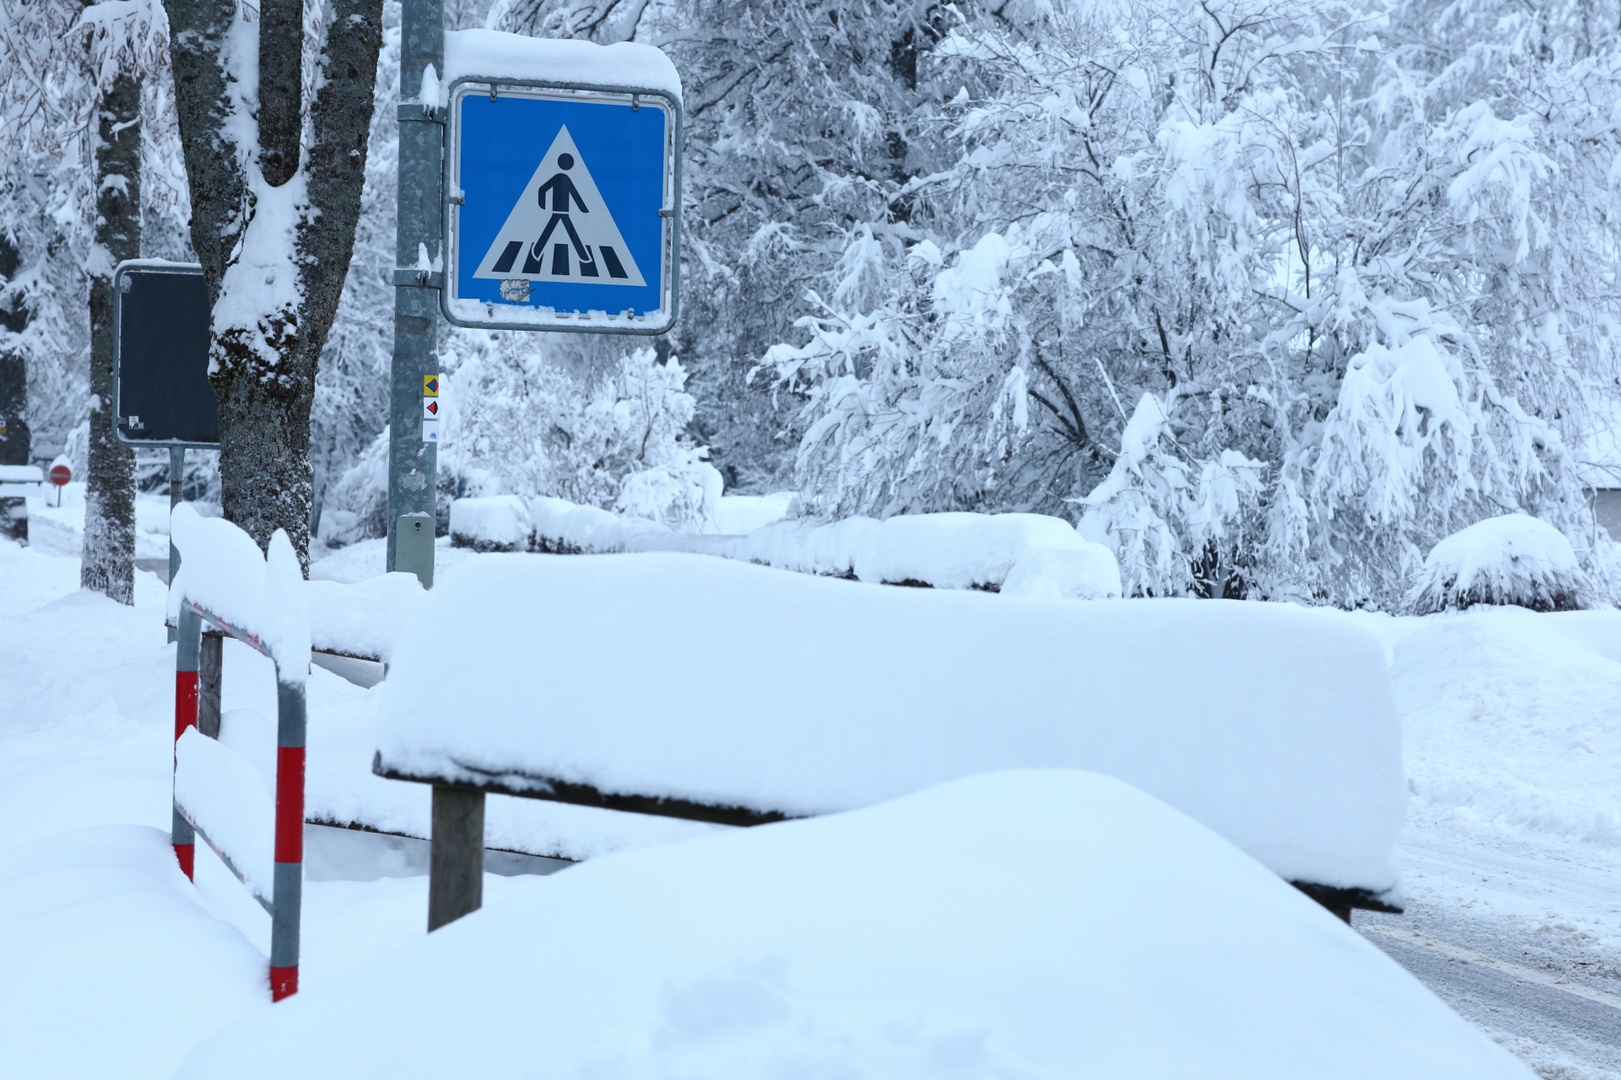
[4,0,1621,609]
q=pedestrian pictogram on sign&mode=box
[443,79,680,334]
[475,127,646,292]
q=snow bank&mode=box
[376,553,1402,894]
[448,494,531,552]
[173,728,275,904]
[0,827,267,1080]
[168,504,311,680]
[306,572,427,663]
[519,495,1122,594]
[176,771,1523,1080]
[1393,605,1621,846]
[1408,513,1593,614]
[442,30,682,101]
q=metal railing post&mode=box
[172,604,202,878]
[269,675,307,1001]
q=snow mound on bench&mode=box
[174,771,1526,1080]
[375,552,1400,895]
[306,572,428,663]
[1408,513,1594,614]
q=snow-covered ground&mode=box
[1,534,1617,1077]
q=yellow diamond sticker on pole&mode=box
[423,374,440,396]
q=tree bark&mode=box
[0,234,30,543]
[167,0,382,567]
[80,71,141,603]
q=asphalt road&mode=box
[1357,833,1621,1078]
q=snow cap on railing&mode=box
[167,503,312,683]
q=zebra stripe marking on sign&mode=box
[474,126,646,293]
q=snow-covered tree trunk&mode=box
[80,69,141,603]
[0,233,29,543]
[166,0,382,565]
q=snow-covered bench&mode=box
[373,553,1405,927]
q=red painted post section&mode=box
[274,746,305,863]
[175,670,199,746]
[173,669,199,879]
[270,966,298,1001]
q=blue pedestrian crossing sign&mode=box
[444,80,680,334]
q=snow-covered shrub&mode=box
[1407,515,1596,614]
[319,428,390,546]
[442,339,711,529]
[749,0,1621,609]
[1079,395,1264,597]
[614,450,724,533]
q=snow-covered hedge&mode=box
[448,495,531,553]
[456,495,1123,597]
[1408,514,1597,614]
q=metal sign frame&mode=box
[441,77,681,335]
[112,260,219,449]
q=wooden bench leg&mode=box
[429,786,485,931]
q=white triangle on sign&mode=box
[473,126,647,290]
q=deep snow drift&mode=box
[2,530,1618,1078]
[174,771,1530,1080]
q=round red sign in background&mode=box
[48,463,71,487]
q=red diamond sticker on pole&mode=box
[423,399,440,419]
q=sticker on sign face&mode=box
[422,420,440,443]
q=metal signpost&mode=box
[384,10,681,929]
[113,260,220,587]
[386,17,682,584]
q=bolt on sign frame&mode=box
[172,599,307,1001]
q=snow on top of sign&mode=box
[442,30,681,101]
[114,258,201,273]
[167,503,311,681]
[375,553,1404,895]
[175,771,1522,1080]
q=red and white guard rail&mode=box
[172,598,307,1002]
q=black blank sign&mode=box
[115,265,218,446]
